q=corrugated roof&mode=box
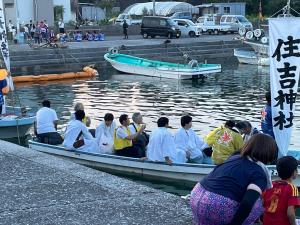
[123,1,196,16]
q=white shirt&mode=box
[95,121,116,142]
[174,128,206,159]
[63,120,94,150]
[36,107,58,134]
[128,122,141,135]
[116,126,131,139]
[58,21,64,28]
[147,127,186,163]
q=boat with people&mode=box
[28,140,300,187]
[104,49,221,80]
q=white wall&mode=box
[53,0,74,22]
[16,0,34,24]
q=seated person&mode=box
[35,100,63,145]
[74,31,82,42]
[49,29,56,43]
[114,114,146,158]
[147,117,187,165]
[236,121,260,142]
[174,115,209,164]
[99,32,105,41]
[95,113,116,154]
[63,110,99,153]
[87,32,93,41]
[70,102,91,127]
[128,112,149,153]
[93,31,99,41]
[205,120,244,165]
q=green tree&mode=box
[54,5,65,21]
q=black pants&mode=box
[0,105,2,114]
[123,29,128,39]
[115,144,145,158]
[37,132,63,145]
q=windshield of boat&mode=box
[168,19,177,26]
[237,16,248,23]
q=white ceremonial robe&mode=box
[95,121,116,154]
[63,120,99,153]
[147,127,187,163]
[174,128,207,163]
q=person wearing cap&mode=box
[262,156,300,225]
[236,121,260,142]
[205,120,244,165]
[147,117,187,165]
[0,69,9,114]
[35,100,63,145]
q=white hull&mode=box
[234,49,270,66]
[28,141,300,187]
[105,55,221,80]
[244,40,269,55]
[0,116,35,139]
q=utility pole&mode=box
[153,0,156,16]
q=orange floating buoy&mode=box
[12,66,98,83]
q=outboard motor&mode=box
[188,59,198,68]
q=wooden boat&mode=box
[104,52,221,80]
[0,115,35,138]
[28,140,300,187]
[234,49,269,66]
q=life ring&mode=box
[254,29,264,38]
[261,36,269,44]
[238,27,246,37]
[188,60,198,68]
[245,31,254,40]
[108,47,119,55]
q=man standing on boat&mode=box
[122,20,129,39]
[174,115,209,164]
[0,69,9,114]
[147,117,187,165]
[114,114,146,158]
[35,100,63,145]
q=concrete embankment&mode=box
[0,140,192,225]
[10,35,247,76]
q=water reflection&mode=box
[10,63,300,148]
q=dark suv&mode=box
[141,16,181,39]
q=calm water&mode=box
[7,62,300,195]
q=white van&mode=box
[173,19,201,37]
[115,13,142,25]
[220,15,253,33]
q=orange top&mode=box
[0,69,8,80]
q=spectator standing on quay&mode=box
[123,20,128,39]
[58,19,65,34]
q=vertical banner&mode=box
[269,18,300,156]
[0,0,14,91]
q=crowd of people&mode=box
[33,90,300,225]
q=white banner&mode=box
[0,0,14,91]
[269,18,300,156]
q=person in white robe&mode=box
[147,117,187,165]
[63,110,99,154]
[95,113,116,154]
[174,115,209,164]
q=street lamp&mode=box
[153,0,156,16]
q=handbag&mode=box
[73,131,84,149]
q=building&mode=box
[3,0,75,27]
[196,2,246,16]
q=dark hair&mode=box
[42,100,50,108]
[276,156,298,180]
[181,115,192,127]
[225,120,236,129]
[75,110,85,121]
[265,91,271,104]
[104,113,114,121]
[236,121,252,130]
[157,117,169,127]
[241,133,278,164]
[119,114,128,125]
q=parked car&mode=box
[173,19,201,37]
[196,15,230,35]
[141,16,181,39]
[115,13,142,25]
[220,15,253,33]
[170,11,193,20]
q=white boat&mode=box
[0,115,36,139]
[234,49,270,66]
[28,140,300,187]
[104,52,221,80]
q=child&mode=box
[262,156,300,225]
